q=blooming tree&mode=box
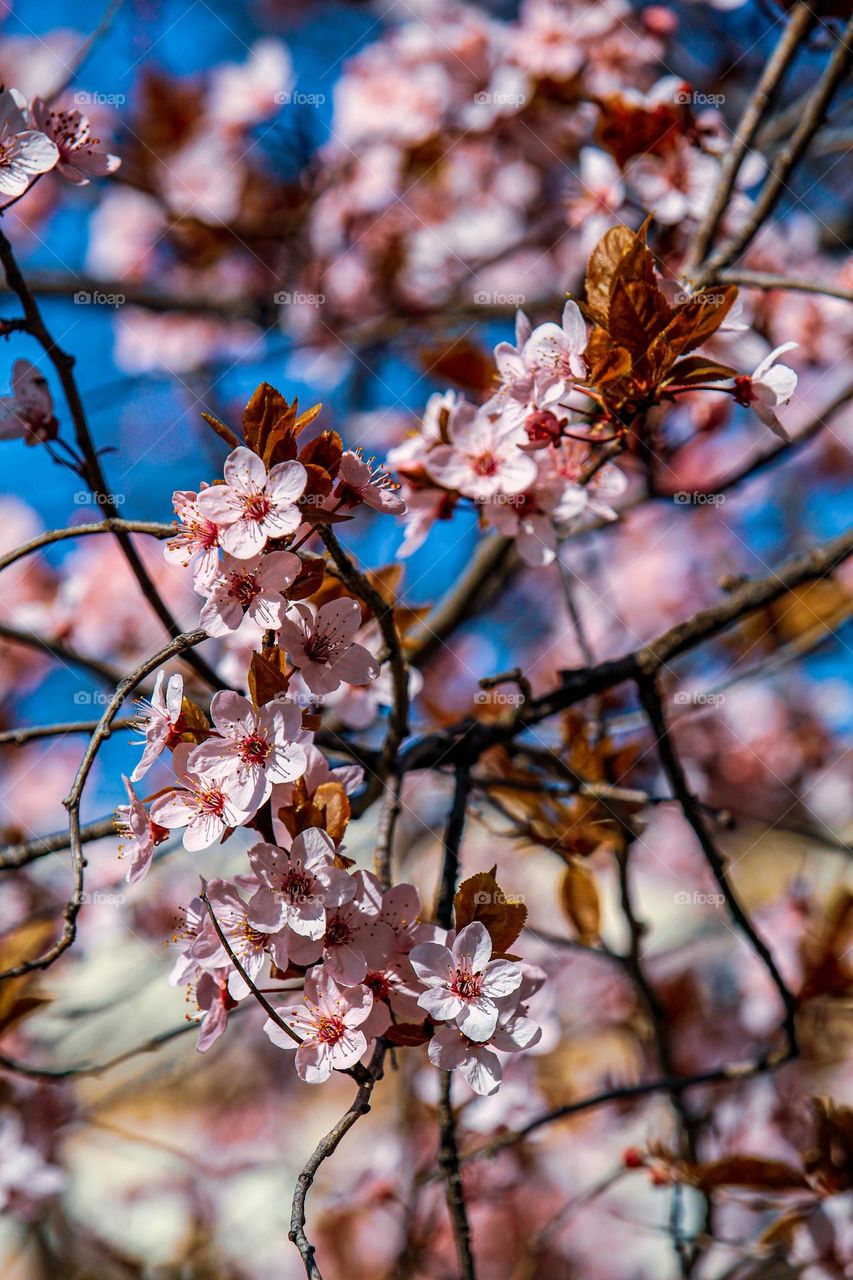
[0,4,851,1279]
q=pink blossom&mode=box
[425,406,536,501]
[0,88,58,200]
[410,921,523,1041]
[279,598,379,696]
[493,310,535,404]
[130,669,184,782]
[30,98,120,185]
[0,359,57,443]
[361,958,424,1041]
[198,550,301,637]
[195,967,237,1053]
[150,743,254,852]
[335,449,406,514]
[289,870,396,985]
[427,1012,542,1095]
[164,488,221,589]
[246,827,355,937]
[196,446,307,559]
[629,140,720,225]
[522,301,588,403]
[263,968,373,1082]
[566,148,626,248]
[188,690,307,811]
[115,775,169,884]
[734,343,799,440]
[192,877,290,995]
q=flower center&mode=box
[228,569,260,606]
[279,866,313,902]
[239,732,271,766]
[194,786,226,816]
[305,633,336,663]
[325,916,351,947]
[451,965,482,999]
[316,1014,346,1044]
[470,451,499,477]
[242,491,272,523]
[365,971,390,999]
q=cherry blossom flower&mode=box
[188,691,307,811]
[150,743,254,852]
[263,968,373,1082]
[335,449,406,514]
[195,967,237,1053]
[425,406,536,501]
[493,310,535,405]
[278,598,379,696]
[0,1110,65,1218]
[115,775,169,884]
[733,343,799,440]
[196,446,307,559]
[289,870,396,985]
[0,88,58,200]
[192,877,290,995]
[0,360,57,443]
[566,148,626,248]
[130,670,184,782]
[198,550,301,637]
[30,98,120,185]
[427,1011,542,1095]
[410,921,523,1041]
[164,488,221,589]
[361,958,424,1041]
[629,139,720,225]
[522,300,588,402]
[246,827,355,937]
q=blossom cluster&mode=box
[388,285,799,568]
[111,411,541,1095]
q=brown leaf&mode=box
[308,781,350,844]
[559,860,601,945]
[299,429,342,478]
[422,338,495,395]
[693,1156,809,1191]
[288,555,327,601]
[662,287,737,358]
[584,224,658,329]
[454,870,527,953]
[0,994,49,1039]
[247,648,291,707]
[607,278,671,358]
[666,355,738,387]
[200,410,240,449]
[242,382,292,456]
